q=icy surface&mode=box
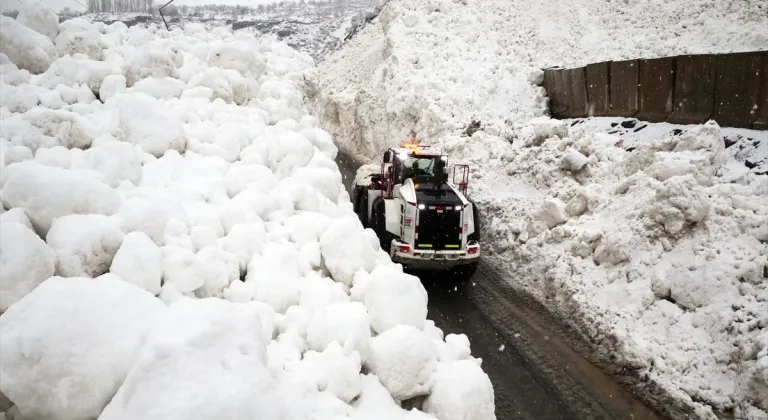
[312,0,768,417]
[0,7,493,419]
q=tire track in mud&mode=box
[336,153,664,420]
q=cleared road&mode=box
[337,153,664,420]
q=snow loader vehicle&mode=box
[351,140,481,278]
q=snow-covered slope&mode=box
[309,0,768,418]
[0,7,494,419]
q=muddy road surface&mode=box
[337,153,664,420]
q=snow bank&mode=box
[0,7,494,419]
[312,0,768,417]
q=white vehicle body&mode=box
[352,142,480,273]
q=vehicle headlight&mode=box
[418,204,425,210]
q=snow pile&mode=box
[311,0,768,417]
[0,8,494,420]
[310,0,768,158]
[464,120,768,417]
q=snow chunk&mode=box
[0,221,55,312]
[320,217,385,286]
[244,243,306,312]
[106,93,186,156]
[0,83,39,113]
[0,276,165,420]
[561,147,589,172]
[224,162,277,198]
[206,40,266,80]
[132,76,185,100]
[117,197,171,246]
[47,214,124,278]
[0,207,33,230]
[306,301,371,358]
[537,198,569,229]
[21,107,98,149]
[80,138,142,187]
[2,163,121,236]
[423,360,495,420]
[122,47,177,87]
[367,325,438,400]
[0,15,57,74]
[55,18,105,60]
[161,246,206,294]
[365,266,428,334]
[110,231,162,295]
[351,375,437,420]
[647,175,711,235]
[98,298,276,420]
[287,341,363,403]
[99,74,126,102]
[16,6,59,41]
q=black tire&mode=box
[372,199,394,253]
[467,201,481,242]
[353,186,369,227]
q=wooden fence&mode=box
[542,51,768,130]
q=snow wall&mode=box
[308,0,768,419]
[0,7,495,420]
[542,51,768,130]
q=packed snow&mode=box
[0,8,495,420]
[310,0,768,418]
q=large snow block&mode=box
[422,360,495,420]
[366,325,437,400]
[1,163,122,236]
[0,16,57,74]
[110,231,162,295]
[0,276,165,420]
[105,93,186,156]
[712,51,764,129]
[47,214,125,278]
[667,54,716,125]
[606,59,639,117]
[319,218,384,286]
[364,266,428,334]
[16,6,60,41]
[0,221,55,312]
[635,57,675,122]
[99,298,278,420]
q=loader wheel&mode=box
[353,186,368,227]
[372,200,393,253]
